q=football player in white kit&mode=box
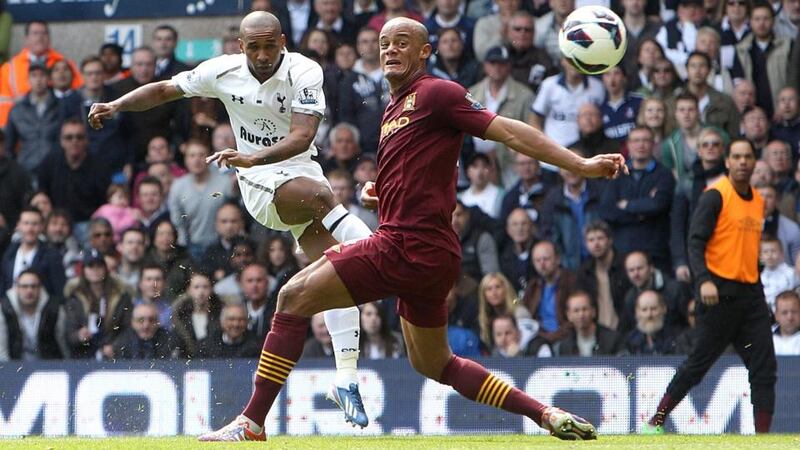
[88,12,371,430]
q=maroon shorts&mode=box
[325,231,460,328]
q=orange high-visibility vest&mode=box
[0,48,83,126]
[704,176,764,284]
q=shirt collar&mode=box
[557,73,588,89]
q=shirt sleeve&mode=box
[437,80,497,138]
[531,80,549,116]
[688,189,723,286]
[171,58,219,99]
[290,60,326,118]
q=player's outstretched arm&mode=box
[483,115,627,179]
[207,112,319,169]
[88,81,184,129]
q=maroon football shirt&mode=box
[375,73,497,257]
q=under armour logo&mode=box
[354,330,359,338]
[276,93,286,113]
[231,95,244,104]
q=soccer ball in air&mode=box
[558,6,627,75]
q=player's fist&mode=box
[700,280,719,306]
[206,148,254,169]
[88,102,120,130]
[580,154,628,179]
[361,181,378,210]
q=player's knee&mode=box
[310,186,336,216]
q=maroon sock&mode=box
[439,356,547,426]
[649,394,679,427]
[754,409,772,433]
[242,312,310,426]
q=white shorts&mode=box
[236,161,331,241]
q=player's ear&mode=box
[238,38,244,54]
[420,43,432,60]
[280,34,287,50]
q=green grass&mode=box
[2,435,800,450]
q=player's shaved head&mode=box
[240,11,281,37]
[381,17,429,44]
[379,18,432,90]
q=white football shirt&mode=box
[172,52,326,176]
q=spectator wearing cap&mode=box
[503,11,557,94]
[99,43,129,84]
[0,20,82,127]
[731,1,793,118]
[469,45,535,187]
[0,207,65,297]
[655,0,709,79]
[4,63,62,174]
[458,153,505,219]
[63,249,133,359]
[0,269,68,361]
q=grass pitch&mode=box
[3,435,800,450]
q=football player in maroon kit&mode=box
[200,17,626,442]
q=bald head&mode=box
[381,17,429,44]
[240,11,282,37]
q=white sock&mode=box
[324,307,361,387]
[322,204,372,243]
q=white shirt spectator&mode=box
[531,74,605,148]
[773,328,800,355]
[761,262,799,312]
[459,184,504,218]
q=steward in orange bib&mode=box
[645,139,778,434]
[0,21,82,127]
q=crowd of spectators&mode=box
[1,0,800,362]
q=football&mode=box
[558,5,627,75]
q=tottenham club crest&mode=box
[254,118,277,134]
[275,93,287,113]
